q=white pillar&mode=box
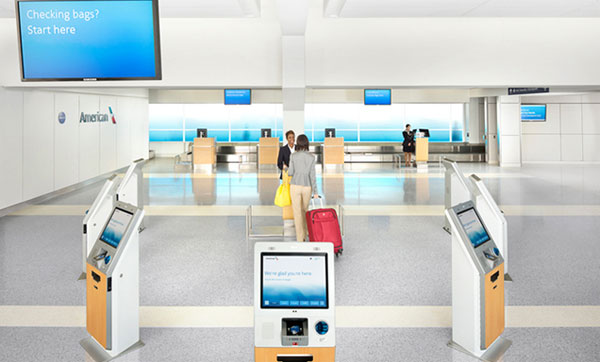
[467,97,485,144]
[277,0,309,138]
[485,97,499,165]
[497,95,522,167]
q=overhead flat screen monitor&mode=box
[364,89,391,105]
[457,208,490,248]
[225,89,251,105]
[325,128,336,138]
[521,104,547,122]
[100,208,133,249]
[261,253,328,309]
[16,0,162,81]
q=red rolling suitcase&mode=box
[306,198,343,256]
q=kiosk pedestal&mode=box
[446,201,511,362]
[81,201,145,362]
[255,242,335,362]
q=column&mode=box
[497,95,522,167]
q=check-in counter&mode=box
[416,138,429,163]
[323,137,344,169]
[193,137,216,171]
[258,137,280,168]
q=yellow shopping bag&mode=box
[274,171,292,207]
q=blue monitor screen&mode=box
[100,208,133,248]
[225,89,251,105]
[457,208,490,248]
[261,253,328,309]
[521,104,546,122]
[364,89,391,105]
[17,0,161,81]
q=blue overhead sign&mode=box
[364,89,391,105]
[225,89,251,105]
[521,105,547,122]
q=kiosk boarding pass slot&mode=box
[255,242,335,362]
[446,201,511,361]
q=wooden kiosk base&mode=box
[255,347,335,362]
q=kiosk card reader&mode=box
[446,201,511,361]
[255,242,335,362]
[80,201,144,362]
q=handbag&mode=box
[274,171,292,207]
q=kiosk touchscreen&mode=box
[255,242,335,362]
[81,201,145,361]
[446,201,511,361]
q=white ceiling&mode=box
[0,0,247,18]
[340,0,600,17]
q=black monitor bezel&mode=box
[99,207,134,249]
[456,207,491,248]
[15,0,162,82]
[260,252,329,310]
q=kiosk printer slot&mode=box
[80,201,145,361]
[446,201,511,361]
[255,242,335,362]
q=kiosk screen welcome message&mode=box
[458,208,490,248]
[17,0,160,80]
[262,254,328,309]
[100,208,133,248]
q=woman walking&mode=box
[402,124,415,167]
[287,134,319,242]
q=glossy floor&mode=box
[1,159,599,361]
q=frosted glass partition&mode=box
[149,104,283,142]
[149,103,465,143]
[305,103,465,142]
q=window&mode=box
[149,104,283,142]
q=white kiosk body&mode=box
[254,242,335,362]
[81,175,120,280]
[468,175,510,280]
[81,201,144,361]
[443,159,472,233]
[446,201,511,361]
[81,160,145,280]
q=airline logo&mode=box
[109,106,116,124]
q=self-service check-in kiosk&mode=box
[80,201,144,361]
[80,159,145,280]
[446,201,511,361]
[255,242,335,362]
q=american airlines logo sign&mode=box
[79,107,117,124]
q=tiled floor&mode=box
[1,159,599,361]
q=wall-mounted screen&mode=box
[100,208,133,248]
[457,208,490,248]
[16,0,161,81]
[521,104,546,122]
[261,253,328,309]
[364,89,391,105]
[225,89,251,105]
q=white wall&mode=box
[0,87,149,210]
[4,11,600,88]
[521,94,600,163]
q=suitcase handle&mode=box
[309,196,324,210]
